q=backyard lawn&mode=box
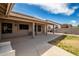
[49,35,79,56]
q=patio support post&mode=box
[36,24,38,35]
[46,24,48,35]
[0,22,1,40]
[32,22,35,38]
[43,25,44,34]
[45,24,47,35]
[53,24,54,34]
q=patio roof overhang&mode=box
[0,3,54,25]
[9,11,54,25]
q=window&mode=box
[19,24,29,30]
[38,25,41,32]
[1,23,12,34]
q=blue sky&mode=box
[12,3,79,26]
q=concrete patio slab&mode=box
[0,34,75,56]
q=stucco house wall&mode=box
[1,19,33,39]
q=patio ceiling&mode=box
[0,3,14,16]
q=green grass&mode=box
[49,35,79,56]
[57,42,79,56]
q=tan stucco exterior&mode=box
[0,18,48,39]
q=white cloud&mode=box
[25,1,78,16]
[40,3,75,16]
[71,20,76,23]
[70,20,77,26]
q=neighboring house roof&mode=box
[61,24,72,27]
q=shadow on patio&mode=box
[48,35,66,45]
